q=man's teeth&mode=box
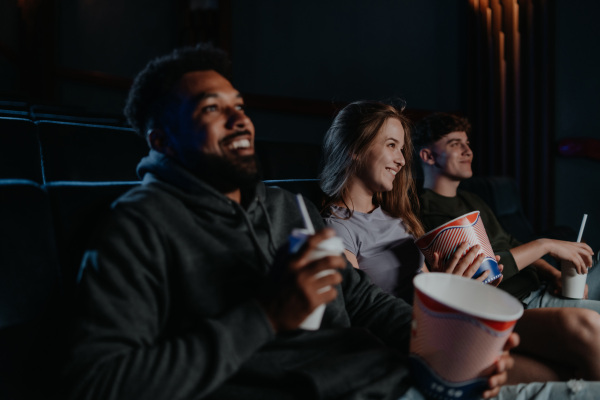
[229,139,251,150]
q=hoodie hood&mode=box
[137,150,265,215]
[135,149,275,267]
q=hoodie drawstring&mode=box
[258,198,278,256]
[233,198,277,272]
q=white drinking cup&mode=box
[561,262,587,299]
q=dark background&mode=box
[0,0,598,251]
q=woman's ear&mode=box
[419,148,435,165]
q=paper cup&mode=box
[414,211,502,284]
[561,263,587,299]
[409,273,523,400]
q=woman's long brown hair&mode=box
[320,100,424,238]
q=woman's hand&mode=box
[488,255,504,287]
[431,242,485,279]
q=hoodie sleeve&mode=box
[62,205,275,400]
[339,266,413,352]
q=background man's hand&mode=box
[544,239,594,274]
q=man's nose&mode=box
[226,108,250,129]
[462,143,472,155]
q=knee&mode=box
[562,308,600,348]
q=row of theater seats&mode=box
[0,116,323,184]
[0,100,128,126]
[1,117,147,184]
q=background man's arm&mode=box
[509,238,594,274]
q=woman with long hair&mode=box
[319,100,488,302]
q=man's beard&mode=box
[193,153,261,194]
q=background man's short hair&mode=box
[412,112,471,151]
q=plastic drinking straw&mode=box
[576,214,588,243]
[296,194,315,234]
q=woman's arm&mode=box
[344,249,360,269]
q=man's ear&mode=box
[148,128,174,155]
[419,148,436,165]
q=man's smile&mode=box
[219,131,254,155]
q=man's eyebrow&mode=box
[189,92,217,105]
[445,137,462,144]
[189,91,243,106]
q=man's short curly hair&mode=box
[124,43,231,136]
[412,112,471,151]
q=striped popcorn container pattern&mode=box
[414,211,502,284]
[409,273,523,400]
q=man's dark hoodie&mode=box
[62,150,414,400]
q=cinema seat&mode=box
[36,121,148,182]
[0,118,43,184]
[264,179,324,210]
[46,181,140,298]
[255,140,322,180]
[0,180,62,400]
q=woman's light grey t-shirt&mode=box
[324,206,424,302]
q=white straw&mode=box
[296,194,315,234]
[576,214,588,243]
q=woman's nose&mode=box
[396,150,406,166]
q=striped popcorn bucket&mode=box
[409,273,523,400]
[414,211,502,284]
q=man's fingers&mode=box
[313,269,343,294]
[291,228,337,269]
[296,257,345,301]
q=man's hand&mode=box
[543,239,594,274]
[260,228,346,333]
[481,332,519,399]
[556,260,590,298]
[431,242,486,279]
